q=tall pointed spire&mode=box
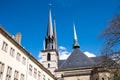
[73,23,80,48]
[41,4,59,75]
[47,4,53,37]
[53,20,58,50]
[43,40,45,50]
[45,4,58,50]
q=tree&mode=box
[101,14,120,80]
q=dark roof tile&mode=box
[59,48,95,69]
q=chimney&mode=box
[15,33,21,44]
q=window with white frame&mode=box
[6,66,12,80]
[16,52,21,61]
[0,62,5,80]
[34,68,37,79]
[20,73,25,80]
[2,41,8,52]
[38,71,41,80]
[10,47,15,57]
[22,57,26,65]
[29,64,33,76]
[14,70,19,80]
[43,75,45,80]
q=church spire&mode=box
[53,20,58,50]
[43,40,45,50]
[41,4,59,75]
[45,4,58,50]
[73,23,80,48]
[47,4,53,37]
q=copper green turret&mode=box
[73,23,80,48]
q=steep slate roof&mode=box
[90,56,104,66]
[58,60,65,68]
[58,48,95,70]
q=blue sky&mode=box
[0,0,120,60]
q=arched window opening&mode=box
[52,45,53,49]
[47,53,51,61]
[102,78,104,80]
[61,74,64,78]
[48,63,50,68]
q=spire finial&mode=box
[49,3,52,8]
[48,3,52,11]
[73,23,80,48]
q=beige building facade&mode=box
[0,27,56,80]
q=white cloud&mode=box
[84,51,96,57]
[58,46,70,60]
[59,46,67,50]
[59,52,70,60]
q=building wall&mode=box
[27,58,55,80]
[0,26,112,80]
[64,75,90,80]
[0,27,55,80]
[92,73,99,80]
[42,51,58,74]
[98,72,110,80]
[55,69,92,80]
[0,33,27,80]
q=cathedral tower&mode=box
[41,8,59,74]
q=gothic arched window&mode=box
[48,63,50,68]
[61,74,64,78]
[47,53,51,61]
